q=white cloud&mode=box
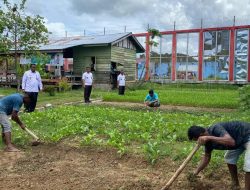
[5,0,250,36]
[45,20,66,37]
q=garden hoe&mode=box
[24,127,41,146]
[160,144,201,190]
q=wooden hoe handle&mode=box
[24,127,39,141]
[161,144,201,190]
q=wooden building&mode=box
[40,32,145,85]
[0,32,144,86]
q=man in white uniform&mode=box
[117,70,126,95]
[22,64,43,112]
[82,67,93,103]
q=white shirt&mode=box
[117,74,126,86]
[82,72,93,85]
[22,70,43,92]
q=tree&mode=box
[0,0,49,89]
[146,28,162,47]
[145,28,162,80]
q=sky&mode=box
[2,0,250,37]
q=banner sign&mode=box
[48,53,64,66]
[20,53,64,66]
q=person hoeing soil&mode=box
[188,121,250,190]
[0,93,31,152]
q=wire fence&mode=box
[48,16,250,38]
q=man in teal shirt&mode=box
[0,93,31,152]
[144,89,160,109]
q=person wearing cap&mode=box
[22,64,43,112]
[0,93,31,152]
[82,66,93,103]
[144,89,160,109]
[117,70,126,95]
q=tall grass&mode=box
[103,88,238,108]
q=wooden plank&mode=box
[73,46,111,75]
[111,46,136,81]
[73,45,137,82]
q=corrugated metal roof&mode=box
[39,32,144,52]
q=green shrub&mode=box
[44,85,56,96]
[58,78,71,92]
[239,85,250,111]
[40,72,51,79]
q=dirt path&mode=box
[33,99,235,113]
[0,140,242,190]
[94,101,235,113]
[2,92,235,113]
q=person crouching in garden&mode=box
[144,89,160,110]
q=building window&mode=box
[176,33,199,80]
[234,29,249,81]
[203,30,230,81]
[91,56,96,71]
[136,36,146,80]
[118,41,123,47]
[150,35,172,80]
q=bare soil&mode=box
[0,139,244,190]
[94,101,235,113]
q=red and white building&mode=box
[134,25,250,83]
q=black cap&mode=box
[149,89,154,94]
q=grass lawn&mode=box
[0,87,102,107]
[103,83,240,109]
[102,89,238,109]
[0,87,17,95]
[0,83,240,109]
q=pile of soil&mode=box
[0,141,242,190]
[94,101,235,113]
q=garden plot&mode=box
[0,105,249,189]
[0,140,240,190]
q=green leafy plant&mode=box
[5,104,247,168]
[147,28,162,39]
[58,78,71,92]
[145,28,162,48]
[239,85,250,111]
[44,85,56,96]
[143,141,160,164]
[147,40,159,47]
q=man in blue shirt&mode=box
[0,93,31,152]
[188,121,250,190]
[144,89,160,109]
